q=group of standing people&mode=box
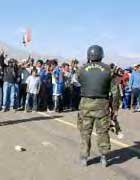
[120,64,140,112]
[0,54,81,113]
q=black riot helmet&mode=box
[87,45,104,63]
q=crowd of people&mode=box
[0,51,140,114]
[0,52,81,113]
[120,64,140,112]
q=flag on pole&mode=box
[23,28,32,47]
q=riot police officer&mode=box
[78,45,112,167]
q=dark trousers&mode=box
[71,86,81,110]
[0,86,3,108]
[38,83,53,111]
[63,87,71,109]
[14,83,20,108]
[19,84,27,108]
[38,82,47,110]
[46,89,53,110]
[132,88,140,109]
[53,95,63,112]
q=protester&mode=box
[18,62,30,110]
[70,59,81,111]
[62,63,72,110]
[51,59,64,112]
[129,64,140,112]
[121,68,132,109]
[25,67,41,112]
[0,53,5,110]
[36,59,47,110]
[2,59,18,112]
[14,60,21,109]
[43,61,53,111]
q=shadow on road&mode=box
[0,115,63,126]
[108,141,140,166]
[88,142,140,167]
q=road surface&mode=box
[0,109,140,180]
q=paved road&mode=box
[0,109,140,180]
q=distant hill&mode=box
[0,41,140,66]
[0,41,64,62]
[104,53,140,67]
[0,41,31,59]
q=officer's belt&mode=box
[81,96,108,100]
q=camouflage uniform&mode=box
[77,97,111,158]
[109,74,122,135]
[77,45,117,165]
[110,66,122,112]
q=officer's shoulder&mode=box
[100,62,111,71]
[81,63,88,68]
[79,64,87,71]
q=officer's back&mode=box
[79,45,112,99]
[77,45,112,167]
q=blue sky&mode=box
[0,0,140,59]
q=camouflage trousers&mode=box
[77,97,111,158]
